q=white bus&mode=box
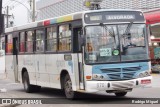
[4,9,152,99]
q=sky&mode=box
[2,0,38,27]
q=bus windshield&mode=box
[85,24,148,64]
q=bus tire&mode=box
[22,72,35,93]
[115,92,127,97]
[64,74,77,99]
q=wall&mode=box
[36,0,160,20]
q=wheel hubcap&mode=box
[65,79,73,97]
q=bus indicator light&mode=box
[86,76,92,80]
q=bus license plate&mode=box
[141,79,151,84]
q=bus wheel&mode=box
[64,74,76,99]
[22,72,34,93]
[115,92,127,97]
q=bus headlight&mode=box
[137,71,151,78]
[93,74,108,80]
[144,71,151,76]
[93,74,98,79]
[139,73,144,78]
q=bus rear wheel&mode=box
[115,92,127,97]
[64,74,77,99]
[23,72,41,93]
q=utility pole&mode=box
[6,6,9,28]
[3,6,12,28]
[29,0,35,22]
[0,0,3,33]
[32,0,35,22]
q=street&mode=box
[0,74,160,107]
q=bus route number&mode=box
[97,83,106,88]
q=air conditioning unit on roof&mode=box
[83,0,103,9]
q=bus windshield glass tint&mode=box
[85,24,148,64]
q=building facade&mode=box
[36,0,160,20]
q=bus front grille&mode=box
[100,67,140,80]
[107,72,136,80]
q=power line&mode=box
[3,0,11,6]
[11,0,28,9]
[3,0,14,7]
[3,0,28,8]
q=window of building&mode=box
[6,34,13,54]
[58,24,72,51]
[26,31,34,52]
[46,26,57,51]
[19,32,25,53]
[36,29,44,52]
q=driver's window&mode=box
[86,26,102,52]
[87,43,93,52]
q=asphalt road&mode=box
[0,74,160,107]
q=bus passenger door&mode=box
[13,37,19,82]
[73,27,85,90]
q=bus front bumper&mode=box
[85,76,152,93]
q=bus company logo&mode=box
[2,99,12,105]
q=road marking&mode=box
[6,83,19,85]
[0,83,19,86]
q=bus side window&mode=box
[26,31,34,53]
[36,29,45,52]
[46,26,57,52]
[6,34,13,54]
[58,24,72,51]
[19,32,25,53]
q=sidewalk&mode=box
[0,72,6,80]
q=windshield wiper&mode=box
[120,22,133,53]
[100,23,115,37]
[122,22,133,38]
[100,23,118,49]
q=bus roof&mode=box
[5,9,143,33]
[5,11,83,33]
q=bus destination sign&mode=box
[106,15,135,20]
[84,11,145,24]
